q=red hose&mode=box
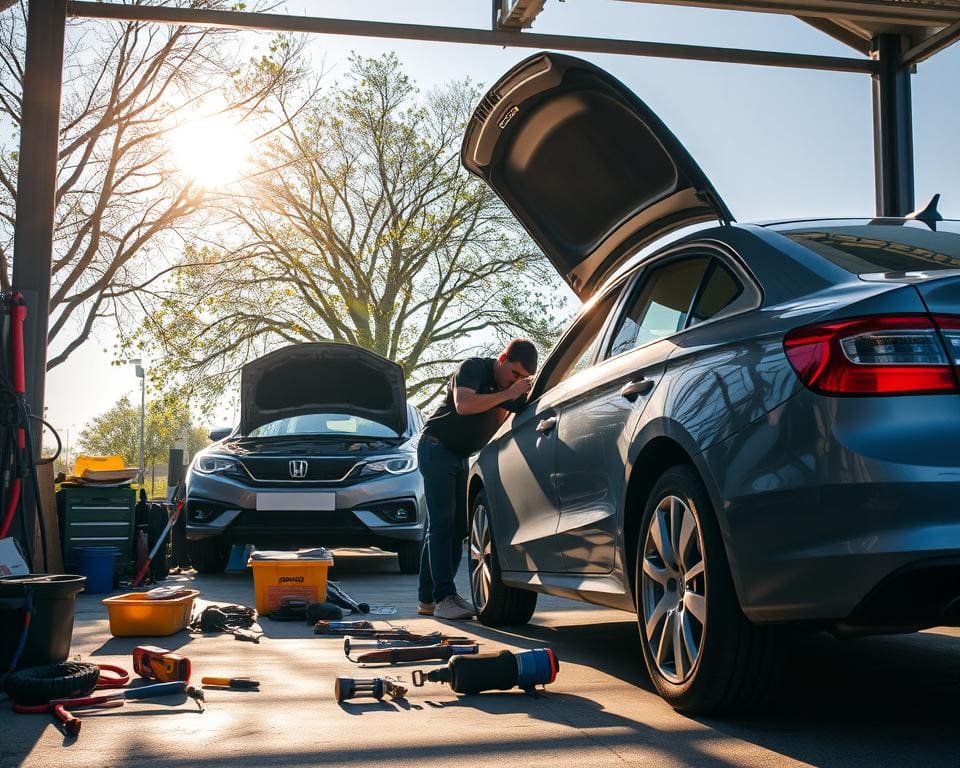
[0,293,26,539]
[12,664,131,736]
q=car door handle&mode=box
[620,378,655,400]
[535,417,558,434]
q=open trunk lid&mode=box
[461,51,732,299]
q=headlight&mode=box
[360,454,418,476]
[194,455,242,475]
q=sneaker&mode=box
[434,594,475,620]
[417,601,435,616]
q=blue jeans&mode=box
[417,435,468,603]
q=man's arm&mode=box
[453,387,522,416]
[454,373,533,416]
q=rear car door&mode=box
[552,256,712,573]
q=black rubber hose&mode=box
[3,662,101,705]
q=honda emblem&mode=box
[289,460,308,479]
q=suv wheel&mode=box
[637,465,778,714]
[469,490,537,626]
[188,537,230,574]
[394,540,421,574]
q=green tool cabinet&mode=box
[57,486,136,571]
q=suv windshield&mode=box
[777,220,960,274]
[248,412,398,439]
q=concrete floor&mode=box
[1,549,958,767]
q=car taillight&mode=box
[783,315,960,395]
[934,315,960,366]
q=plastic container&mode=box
[74,545,120,593]
[0,574,86,669]
[102,589,199,636]
[248,548,334,614]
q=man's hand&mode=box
[505,376,533,400]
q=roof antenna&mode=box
[906,193,943,230]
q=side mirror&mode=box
[208,426,232,442]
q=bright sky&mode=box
[43,0,960,445]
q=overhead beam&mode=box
[68,2,877,73]
[615,0,960,26]
[902,17,960,64]
[799,16,872,53]
[497,0,548,30]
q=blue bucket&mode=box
[74,546,120,594]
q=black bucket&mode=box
[0,574,86,670]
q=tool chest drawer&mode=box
[57,487,136,569]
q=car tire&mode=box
[636,464,779,714]
[395,540,421,574]
[469,490,537,626]
[188,537,230,574]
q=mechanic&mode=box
[417,339,538,620]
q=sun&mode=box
[167,113,252,189]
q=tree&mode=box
[0,1,305,368]
[134,52,564,408]
[77,393,209,492]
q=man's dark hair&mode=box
[503,338,538,373]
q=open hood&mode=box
[461,52,733,299]
[240,343,407,436]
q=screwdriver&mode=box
[200,676,260,690]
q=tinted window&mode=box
[538,289,620,394]
[783,225,960,273]
[690,261,743,325]
[248,413,397,439]
[607,258,708,357]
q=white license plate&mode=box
[255,492,336,511]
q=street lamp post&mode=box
[128,358,146,487]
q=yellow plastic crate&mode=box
[102,589,199,636]
[248,549,334,614]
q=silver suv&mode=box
[185,343,425,573]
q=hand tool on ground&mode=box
[131,497,183,587]
[313,619,375,634]
[411,648,559,694]
[343,635,476,656]
[201,676,260,690]
[335,676,407,702]
[353,643,480,665]
[314,622,471,644]
[325,581,370,614]
[133,645,191,683]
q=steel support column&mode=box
[8,0,67,560]
[872,33,914,217]
[11,0,66,445]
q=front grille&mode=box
[239,456,359,482]
[233,509,367,534]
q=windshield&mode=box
[247,412,399,439]
[776,220,960,274]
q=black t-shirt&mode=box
[422,357,525,457]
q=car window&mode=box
[782,225,960,273]
[607,258,709,357]
[689,260,743,326]
[537,288,621,395]
[248,413,398,438]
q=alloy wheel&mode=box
[641,494,707,684]
[469,502,493,611]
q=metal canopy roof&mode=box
[498,0,960,64]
